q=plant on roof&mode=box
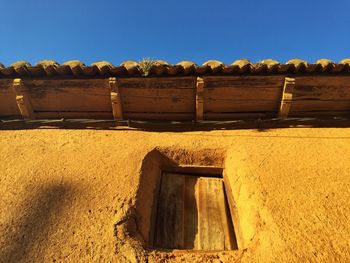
[138,57,156,76]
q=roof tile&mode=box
[231,59,252,68]
[36,60,59,68]
[1,58,350,78]
[91,61,113,75]
[340,58,350,65]
[286,58,308,67]
[176,61,197,75]
[259,59,280,66]
[10,61,31,68]
[63,60,85,67]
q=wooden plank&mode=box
[295,76,350,88]
[205,112,275,120]
[123,112,194,121]
[223,173,243,249]
[154,173,185,249]
[109,77,123,120]
[1,75,350,121]
[120,87,196,98]
[23,79,111,112]
[118,77,197,89]
[290,100,350,111]
[204,99,279,112]
[184,176,199,249]
[13,79,35,119]
[204,87,281,101]
[23,79,110,92]
[0,79,21,116]
[34,111,113,119]
[206,178,225,250]
[289,110,350,118]
[29,92,111,112]
[217,180,237,250]
[294,86,350,101]
[203,76,285,88]
[196,77,204,121]
[0,79,13,90]
[121,96,195,113]
[164,165,223,176]
[198,177,225,250]
[119,77,196,114]
[278,77,295,118]
[198,177,209,250]
[292,76,350,101]
[154,173,236,251]
[32,110,349,120]
[204,76,283,115]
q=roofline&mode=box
[1,58,350,78]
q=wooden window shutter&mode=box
[154,173,237,250]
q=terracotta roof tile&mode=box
[36,60,59,67]
[120,60,140,75]
[203,60,224,71]
[176,61,197,75]
[256,59,280,73]
[231,59,252,73]
[10,60,32,68]
[0,58,350,78]
[91,61,113,75]
[340,58,350,65]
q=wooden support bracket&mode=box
[12,78,35,120]
[196,77,204,121]
[109,77,123,120]
[278,77,295,118]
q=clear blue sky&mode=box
[1,0,349,66]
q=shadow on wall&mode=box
[0,183,72,263]
[1,117,350,132]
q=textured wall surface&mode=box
[0,127,349,262]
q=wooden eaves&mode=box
[0,58,350,121]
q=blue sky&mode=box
[0,0,349,66]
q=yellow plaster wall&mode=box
[0,127,349,262]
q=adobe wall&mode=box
[0,127,349,262]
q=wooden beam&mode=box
[12,78,35,120]
[196,77,204,121]
[109,77,123,120]
[223,173,243,249]
[278,77,295,118]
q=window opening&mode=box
[154,172,238,250]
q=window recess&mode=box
[154,172,238,251]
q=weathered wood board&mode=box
[206,112,275,120]
[203,76,283,113]
[123,112,194,121]
[289,77,350,115]
[155,173,185,249]
[290,101,350,111]
[1,76,349,120]
[293,77,350,101]
[289,110,350,118]
[154,173,236,250]
[203,76,285,89]
[118,77,196,114]
[204,100,279,112]
[23,79,112,112]
[34,111,113,119]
